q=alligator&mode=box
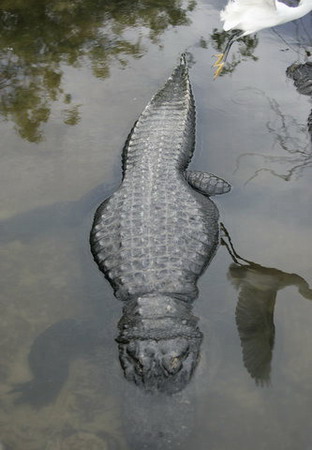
[287,61,312,138]
[90,54,231,393]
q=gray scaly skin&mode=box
[287,61,312,138]
[90,55,230,393]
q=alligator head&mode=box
[116,295,203,393]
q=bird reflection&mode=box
[221,223,312,385]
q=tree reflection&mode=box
[234,88,312,183]
[230,19,312,183]
[0,0,194,142]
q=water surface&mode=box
[1,1,312,449]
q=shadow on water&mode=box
[7,316,200,449]
[0,0,195,142]
[221,224,312,386]
[0,181,119,244]
[5,217,312,448]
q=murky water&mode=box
[1,1,312,449]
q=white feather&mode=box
[221,0,312,35]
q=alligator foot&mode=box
[185,171,231,196]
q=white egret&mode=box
[213,0,312,78]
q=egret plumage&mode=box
[213,0,312,78]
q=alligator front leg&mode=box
[185,170,231,196]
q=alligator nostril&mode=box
[171,356,180,368]
[162,356,182,375]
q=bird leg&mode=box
[213,54,225,79]
[220,222,253,266]
[213,30,242,79]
